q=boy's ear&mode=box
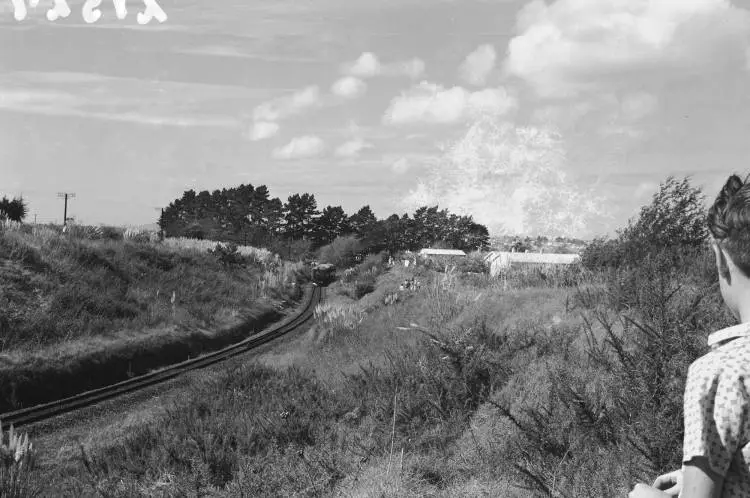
[714,242,733,284]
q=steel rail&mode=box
[1,284,323,429]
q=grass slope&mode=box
[8,248,734,497]
[0,225,302,411]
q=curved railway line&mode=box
[1,284,324,429]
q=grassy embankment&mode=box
[0,223,303,412]
[7,244,733,497]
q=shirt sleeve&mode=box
[682,357,749,477]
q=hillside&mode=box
[0,223,304,410]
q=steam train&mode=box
[310,263,336,285]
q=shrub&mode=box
[98,225,124,241]
[354,273,376,299]
[582,176,707,273]
[317,236,363,268]
[620,176,706,252]
[208,242,245,267]
[583,177,707,271]
[0,232,46,270]
[580,237,622,269]
[358,253,385,275]
[452,253,488,274]
[491,245,732,496]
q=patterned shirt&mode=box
[683,322,750,497]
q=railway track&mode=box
[1,284,324,429]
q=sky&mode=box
[2,0,750,238]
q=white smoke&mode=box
[403,115,603,237]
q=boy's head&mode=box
[707,174,750,318]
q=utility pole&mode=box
[57,192,76,226]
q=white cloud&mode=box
[335,138,374,157]
[253,86,321,121]
[342,52,425,79]
[331,76,367,99]
[347,52,382,78]
[272,135,325,159]
[505,0,750,98]
[391,157,411,175]
[248,121,280,141]
[383,82,516,125]
[459,44,497,86]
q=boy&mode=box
[630,174,750,498]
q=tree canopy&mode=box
[0,196,28,222]
[581,176,707,269]
[160,184,490,256]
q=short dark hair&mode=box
[707,174,750,281]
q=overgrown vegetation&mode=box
[0,223,306,411]
[10,174,731,497]
[581,176,706,270]
[0,224,298,353]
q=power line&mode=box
[57,192,76,226]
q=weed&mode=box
[0,420,38,498]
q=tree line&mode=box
[159,184,490,255]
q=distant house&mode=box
[484,251,580,277]
[418,248,467,258]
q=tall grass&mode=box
[23,243,725,496]
[480,247,732,496]
[161,236,277,264]
[0,227,295,353]
[0,421,36,498]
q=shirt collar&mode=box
[707,322,750,348]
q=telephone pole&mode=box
[57,192,76,226]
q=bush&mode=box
[354,273,376,299]
[98,226,124,241]
[583,176,707,270]
[580,237,622,269]
[208,242,246,267]
[491,244,731,496]
[452,253,488,274]
[317,236,363,268]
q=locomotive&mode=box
[310,263,336,285]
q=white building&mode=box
[418,248,467,257]
[483,251,580,277]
